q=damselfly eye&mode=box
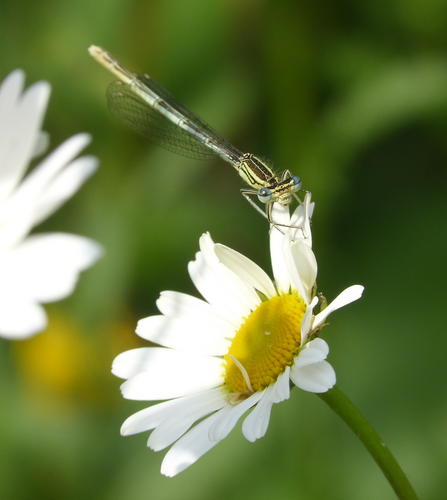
[292,175,302,192]
[258,187,272,203]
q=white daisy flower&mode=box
[113,194,364,477]
[0,69,102,339]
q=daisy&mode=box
[112,194,364,477]
[0,69,102,339]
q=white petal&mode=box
[301,296,319,345]
[242,369,291,443]
[290,339,335,392]
[0,69,24,120]
[0,295,47,339]
[270,202,291,231]
[270,366,291,403]
[208,391,263,442]
[120,371,223,402]
[113,348,223,400]
[290,360,336,393]
[122,399,183,435]
[0,71,25,176]
[31,131,50,158]
[156,291,238,330]
[147,389,227,451]
[136,315,231,355]
[270,206,292,293]
[289,192,313,246]
[2,233,102,302]
[290,241,317,296]
[32,155,99,226]
[214,244,277,299]
[281,232,308,301]
[0,134,92,248]
[121,387,227,451]
[0,76,51,202]
[15,133,92,203]
[242,386,275,442]
[112,346,223,379]
[199,234,261,310]
[294,338,329,368]
[313,285,364,329]
[188,252,251,324]
[161,410,223,477]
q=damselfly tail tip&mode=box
[88,45,104,58]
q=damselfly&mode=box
[89,45,303,229]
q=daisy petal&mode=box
[242,385,275,442]
[120,371,223,401]
[290,240,317,296]
[0,78,50,202]
[214,244,277,299]
[1,134,93,248]
[121,389,228,438]
[0,295,46,339]
[199,234,261,310]
[188,253,249,324]
[31,131,50,158]
[0,70,26,199]
[242,369,291,442]
[147,390,227,451]
[294,338,329,368]
[270,366,291,403]
[313,285,364,329]
[208,391,263,442]
[14,133,92,202]
[282,232,308,300]
[122,399,185,435]
[121,391,228,440]
[136,315,230,355]
[113,348,223,400]
[113,347,222,379]
[270,208,292,293]
[161,410,223,477]
[290,360,336,393]
[3,233,102,302]
[32,155,99,226]
[301,296,319,345]
[156,291,238,330]
[270,202,291,230]
[0,69,24,124]
[289,192,314,245]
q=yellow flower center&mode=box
[224,293,306,394]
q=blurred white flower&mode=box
[113,194,364,476]
[0,70,102,339]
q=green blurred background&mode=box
[1,0,446,498]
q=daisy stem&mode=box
[317,386,418,500]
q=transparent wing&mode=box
[106,75,244,161]
[106,81,215,160]
[138,74,242,155]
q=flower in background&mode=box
[12,309,142,413]
[113,194,364,477]
[0,70,102,339]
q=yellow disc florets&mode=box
[224,293,307,395]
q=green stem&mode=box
[317,385,418,500]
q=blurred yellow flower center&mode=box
[224,294,306,394]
